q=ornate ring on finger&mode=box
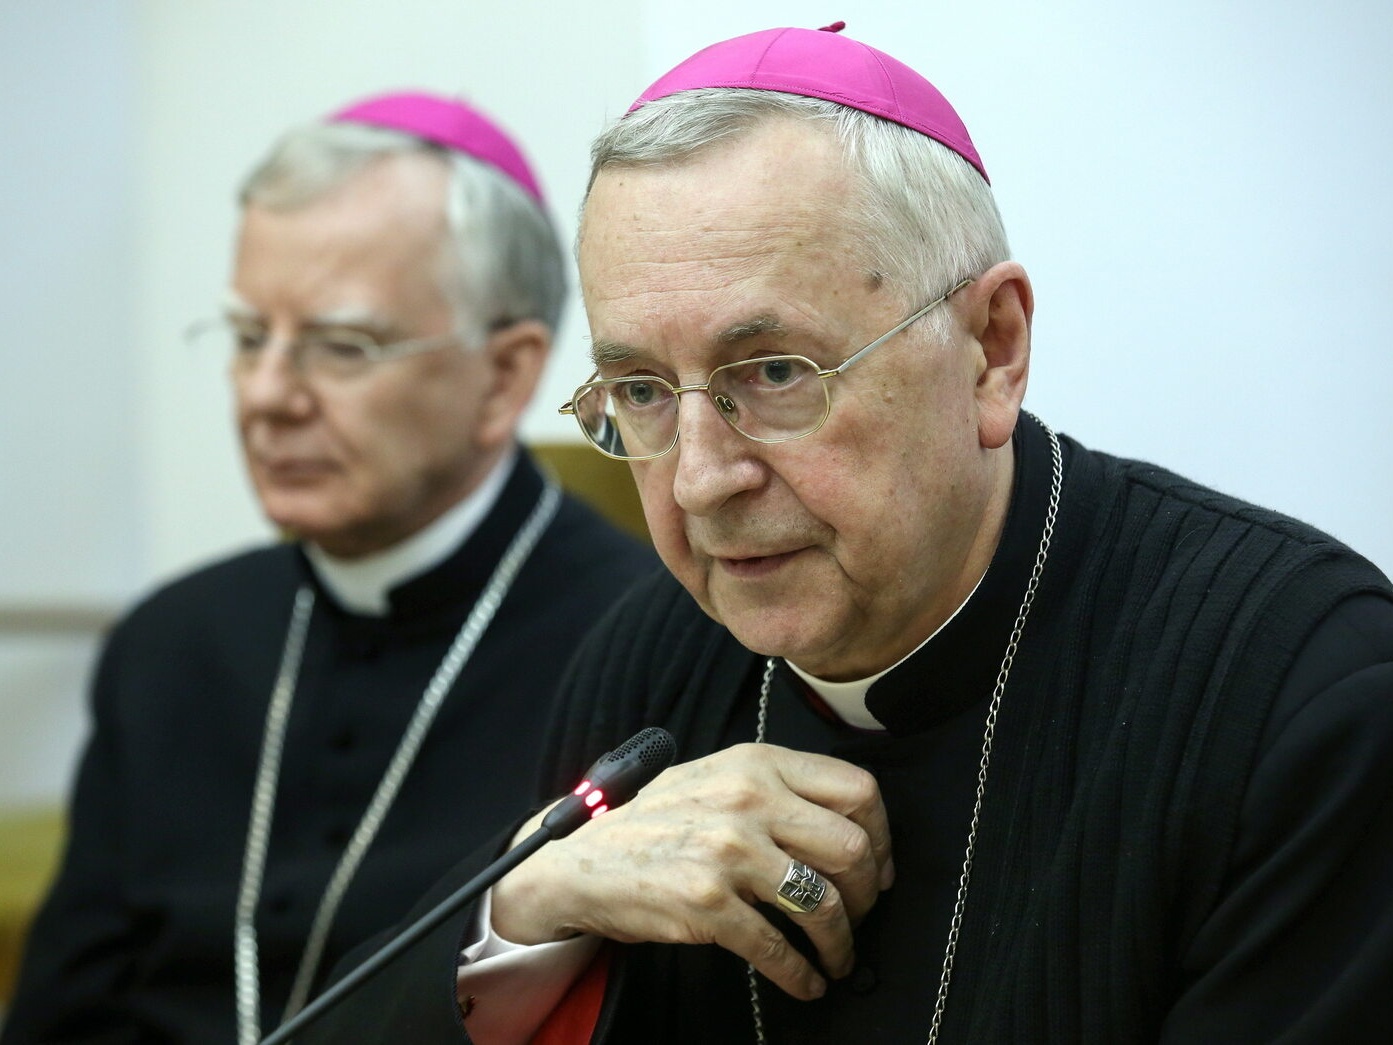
[775,858,827,915]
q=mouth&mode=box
[714,548,804,578]
[255,456,338,483]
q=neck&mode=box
[788,566,987,729]
[305,446,517,614]
[851,439,1018,680]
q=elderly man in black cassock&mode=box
[297,24,1392,1045]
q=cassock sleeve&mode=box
[1160,592,1393,1040]
[1,631,152,1044]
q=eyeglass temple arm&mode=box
[829,278,973,377]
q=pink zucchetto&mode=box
[330,91,546,204]
[629,21,988,183]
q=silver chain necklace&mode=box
[748,421,1062,1045]
[234,482,561,1045]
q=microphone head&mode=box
[597,726,676,772]
[542,726,677,839]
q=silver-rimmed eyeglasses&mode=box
[185,316,466,381]
[559,278,972,460]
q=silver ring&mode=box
[775,859,827,915]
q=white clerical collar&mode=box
[786,568,986,731]
[303,446,518,616]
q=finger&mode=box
[668,745,891,921]
[711,898,830,1001]
[762,805,879,924]
[737,752,889,922]
[767,747,894,887]
[764,856,858,979]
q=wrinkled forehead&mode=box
[232,177,457,332]
[580,121,867,283]
[579,162,895,376]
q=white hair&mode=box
[241,122,567,342]
[584,89,1010,341]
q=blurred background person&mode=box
[1,91,655,1045]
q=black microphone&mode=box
[260,727,676,1045]
[541,726,678,838]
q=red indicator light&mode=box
[590,805,609,818]
[585,789,605,808]
[574,780,592,796]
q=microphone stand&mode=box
[260,826,552,1045]
[259,726,676,1045]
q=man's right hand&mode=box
[489,743,894,1000]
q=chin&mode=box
[259,499,342,545]
[721,606,836,665]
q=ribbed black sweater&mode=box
[302,416,1393,1043]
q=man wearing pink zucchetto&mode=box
[283,22,1393,1045]
[1,93,655,1045]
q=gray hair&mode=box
[241,122,567,342]
[584,89,1009,341]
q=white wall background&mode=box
[3,0,1391,806]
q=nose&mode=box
[669,387,766,517]
[234,340,315,419]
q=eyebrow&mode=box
[218,295,394,335]
[717,315,787,344]
[590,337,639,367]
[221,291,256,319]
[589,314,790,367]
[310,306,394,332]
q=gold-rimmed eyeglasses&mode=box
[559,277,972,461]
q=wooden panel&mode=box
[529,442,650,544]
[0,808,64,1003]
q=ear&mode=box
[474,319,552,450]
[962,261,1032,450]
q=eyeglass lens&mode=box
[574,356,831,460]
[192,319,379,377]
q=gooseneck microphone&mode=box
[260,727,676,1045]
[541,726,678,837]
